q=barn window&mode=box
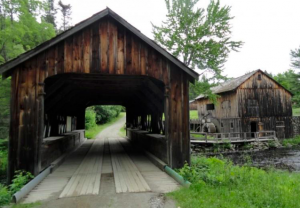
[206,104,215,110]
[230,122,234,129]
[258,74,262,80]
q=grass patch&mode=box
[11,202,41,208]
[282,136,300,147]
[168,156,300,208]
[118,124,127,137]
[190,133,214,140]
[190,110,198,119]
[85,112,126,139]
[293,108,300,116]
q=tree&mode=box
[0,0,56,140]
[153,0,242,78]
[273,70,300,107]
[0,0,56,63]
[152,0,242,100]
[291,46,300,69]
[58,0,71,32]
[43,0,57,29]
[289,46,300,107]
[189,75,217,101]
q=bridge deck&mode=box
[23,135,179,203]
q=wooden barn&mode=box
[193,70,293,139]
[0,8,198,181]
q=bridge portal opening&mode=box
[41,73,166,170]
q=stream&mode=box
[213,147,300,172]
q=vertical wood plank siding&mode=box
[196,71,293,138]
[8,18,191,179]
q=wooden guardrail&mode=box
[190,131,276,144]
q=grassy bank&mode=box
[85,112,126,139]
[190,110,198,119]
[169,156,300,208]
[119,124,126,137]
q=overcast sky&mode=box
[58,0,300,78]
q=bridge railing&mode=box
[190,131,276,143]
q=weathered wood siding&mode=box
[8,17,191,179]
[196,91,238,119]
[237,72,292,117]
[194,71,293,138]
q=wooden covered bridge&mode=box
[0,8,198,183]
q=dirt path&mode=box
[24,116,178,208]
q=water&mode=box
[214,147,300,172]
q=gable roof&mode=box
[0,8,199,80]
[195,69,293,100]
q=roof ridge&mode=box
[0,8,199,80]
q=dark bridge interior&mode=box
[44,73,165,136]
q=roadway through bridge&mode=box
[22,117,179,208]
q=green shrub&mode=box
[282,136,300,147]
[94,105,122,124]
[0,184,11,206]
[169,156,300,208]
[9,170,33,194]
[0,170,34,206]
[85,107,97,130]
[0,149,8,179]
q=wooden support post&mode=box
[168,68,190,168]
[164,86,170,165]
[77,109,86,130]
[9,65,42,182]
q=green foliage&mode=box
[0,170,37,206]
[118,123,126,137]
[282,136,300,147]
[0,149,8,179]
[189,75,220,101]
[169,156,300,208]
[85,107,97,130]
[0,0,56,63]
[9,170,33,194]
[0,75,10,140]
[0,139,8,180]
[0,184,10,206]
[291,46,300,69]
[94,105,122,124]
[152,0,242,79]
[273,70,300,107]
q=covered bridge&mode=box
[0,8,198,181]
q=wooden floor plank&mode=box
[109,137,151,193]
[59,138,104,198]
